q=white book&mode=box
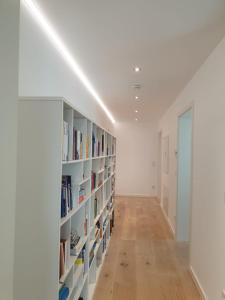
[64,239,70,270]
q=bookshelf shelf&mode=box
[97,168,104,174]
[62,158,92,165]
[76,176,91,186]
[16,97,116,300]
[92,155,107,160]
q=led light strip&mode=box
[22,0,116,124]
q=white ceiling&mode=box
[36,0,225,122]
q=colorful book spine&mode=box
[74,128,84,160]
[92,132,95,157]
[59,286,69,300]
[78,186,85,204]
[59,239,70,279]
[102,134,104,155]
[86,135,89,159]
[91,172,96,191]
[61,175,73,218]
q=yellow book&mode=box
[86,135,89,159]
[75,258,84,265]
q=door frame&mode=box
[176,103,194,262]
[157,131,162,204]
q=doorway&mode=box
[176,109,193,242]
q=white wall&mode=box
[115,121,158,197]
[0,1,19,299]
[19,3,114,133]
[159,37,225,299]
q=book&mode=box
[61,239,70,270]
[70,230,80,256]
[80,132,83,159]
[102,134,104,154]
[59,286,69,300]
[91,172,96,191]
[61,186,66,218]
[59,242,65,279]
[85,135,89,159]
[92,132,95,157]
[94,197,98,219]
[77,130,81,159]
[73,129,77,160]
[73,129,84,160]
[97,141,100,156]
[61,176,72,218]
[78,186,85,204]
[76,245,85,265]
[63,121,69,161]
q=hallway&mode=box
[93,197,201,300]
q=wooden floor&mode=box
[93,197,201,300]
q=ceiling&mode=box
[36,0,225,123]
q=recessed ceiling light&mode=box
[135,96,139,100]
[135,118,138,121]
[134,66,141,72]
[135,110,138,113]
[22,0,116,124]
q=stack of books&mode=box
[61,176,73,218]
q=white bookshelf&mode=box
[15,97,116,300]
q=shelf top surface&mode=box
[19,96,116,138]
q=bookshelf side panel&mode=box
[14,100,63,300]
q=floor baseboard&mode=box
[115,193,155,198]
[160,204,175,237]
[189,266,207,300]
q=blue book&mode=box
[59,286,69,300]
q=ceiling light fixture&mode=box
[22,0,116,124]
[135,118,138,121]
[134,66,141,72]
[135,96,139,100]
[135,110,138,113]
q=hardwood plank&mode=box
[93,197,201,300]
